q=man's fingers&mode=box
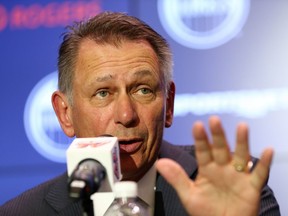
[250,148,274,190]
[233,123,251,171]
[209,116,231,164]
[156,158,193,204]
[193,121,213,166]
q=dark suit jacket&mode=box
[0,141,281,216]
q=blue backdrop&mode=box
[1,1,287,215]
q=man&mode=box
[0,12,280,216]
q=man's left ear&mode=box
[165,81,175,128]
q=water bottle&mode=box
[104,181,150,216]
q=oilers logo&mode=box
[158,0,250,49]
[24,72,73,163]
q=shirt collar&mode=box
[137,162,157,212]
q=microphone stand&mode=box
[68,159,106,216]
[82,198,94,216]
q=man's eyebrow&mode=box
[133,70,154,78]
[95,74,113,82]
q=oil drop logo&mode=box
[158,0,250,49]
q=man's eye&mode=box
[138,88,152,95]
[96,90,109,98]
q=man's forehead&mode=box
[93,69,157,82]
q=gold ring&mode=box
[233,160,253,172]
[234,163,245,172]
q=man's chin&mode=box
[120,164,146,181]
[121,173,145,182]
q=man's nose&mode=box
[114,93,138,127]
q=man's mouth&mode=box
[118,139,143,154]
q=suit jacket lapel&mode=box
[45,173,82,215]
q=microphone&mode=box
[68,158,106,199]
[66,136,122,215]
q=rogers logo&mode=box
[158,0,250,49]
[0,1,102,32]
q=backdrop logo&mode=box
[24,72,72,163]
[0,1,102,32]
[158,0,250,49]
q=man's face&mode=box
[55,39,174,181]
